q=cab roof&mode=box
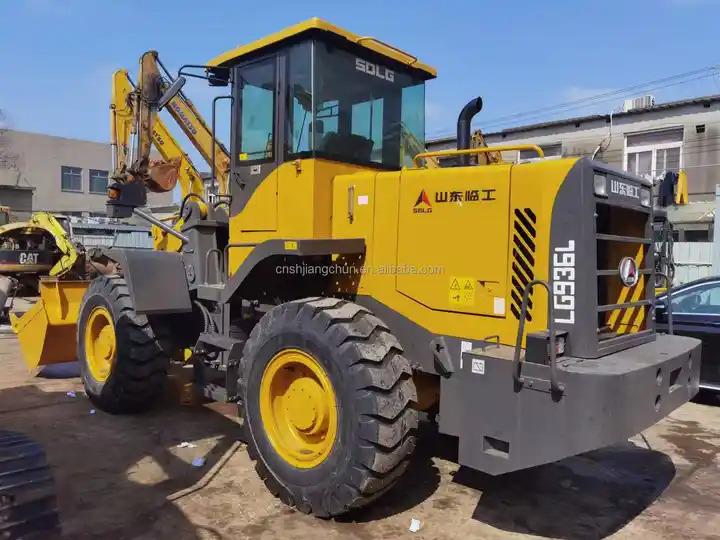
[207,17,436,79]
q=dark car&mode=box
[656,276,720,391]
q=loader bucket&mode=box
[10,279,89,369]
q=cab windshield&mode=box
[287,40,426,169]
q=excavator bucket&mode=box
[10,278,89,369]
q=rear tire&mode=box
[0,431,60,539]
[240,297,417,517]
[77,275,170,413]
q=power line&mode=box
[481,68,719,128]
[427,65,720,139]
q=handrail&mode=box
[204,248,225,285]
[512,279,565,394]
[413,144,545,167]
[356,36,418,66]
[656,271,674,335]
[212,95,234,196]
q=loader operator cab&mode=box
[207,20,434,174]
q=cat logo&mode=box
[19,252,39,265]
[413,190,432,214]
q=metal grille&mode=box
[595,202,652,340]
[510,208,537,322]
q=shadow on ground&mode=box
[341,420,451,523]
[693,389,720,407]
[324,416,676,537]
[0,365,681,539]
[454,442,675,539]
[0,383,241,540]
[37,361,80,379]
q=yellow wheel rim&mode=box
[259,348,337,469]
[84,306,116,383]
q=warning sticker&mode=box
[471,358,485,375]
[449,276,475,306]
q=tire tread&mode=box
[240,297,417,517]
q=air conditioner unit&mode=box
[623,95,656,112]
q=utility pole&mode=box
[713,185,720,274]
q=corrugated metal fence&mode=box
[73,230,153,249]
[673,242,713,285]
[71,222,153,250]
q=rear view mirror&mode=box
[158,76,186,110]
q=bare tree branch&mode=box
[0,108,19,170]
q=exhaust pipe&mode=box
[457,97,483,166]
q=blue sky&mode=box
[1,0,719,149]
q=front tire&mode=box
[240,297,417,517]
[77,276,170,413]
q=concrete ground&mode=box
[1,333,719,540]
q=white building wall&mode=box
[0,130,173,214]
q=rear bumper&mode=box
[451,333,701,475]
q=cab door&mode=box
[396,165,512,317]
[229,55,280,233]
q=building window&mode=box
[684,229,710,242]
[624,128,683,181]
[519,143,562,161]
[61,166,82,192]
[89,169,108,194]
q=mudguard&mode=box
[104,248,192,314]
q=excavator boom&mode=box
[112,69,206,200]
[110,52,230,199]
[159,69,231,196]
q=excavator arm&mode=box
[470,129,503,164]
[111,69,207,201]
[161,73,231,196]
[401,123,438,168]
[28,212,79,277]
[0,212,79,278]
[109,52,230,217]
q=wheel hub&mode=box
[260,349,337,468]
[284,377,330,434]
[85,306,116,382]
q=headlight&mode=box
[593,174,607,197]
[640,187,651,207]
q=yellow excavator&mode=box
[11,53,229,368]
[110,53,231,252]
[4,212,85,362]
[0,212,80,279]
[12,19,701,518]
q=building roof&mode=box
[208,18,436,78]
[0,184,34,191]
[430,94,720,145]
[666,201,715,224]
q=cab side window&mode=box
[238,58,275,162]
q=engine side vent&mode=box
[510,208,537,322]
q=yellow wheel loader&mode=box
[13,18,701,517]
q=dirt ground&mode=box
[1,332,719,540]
